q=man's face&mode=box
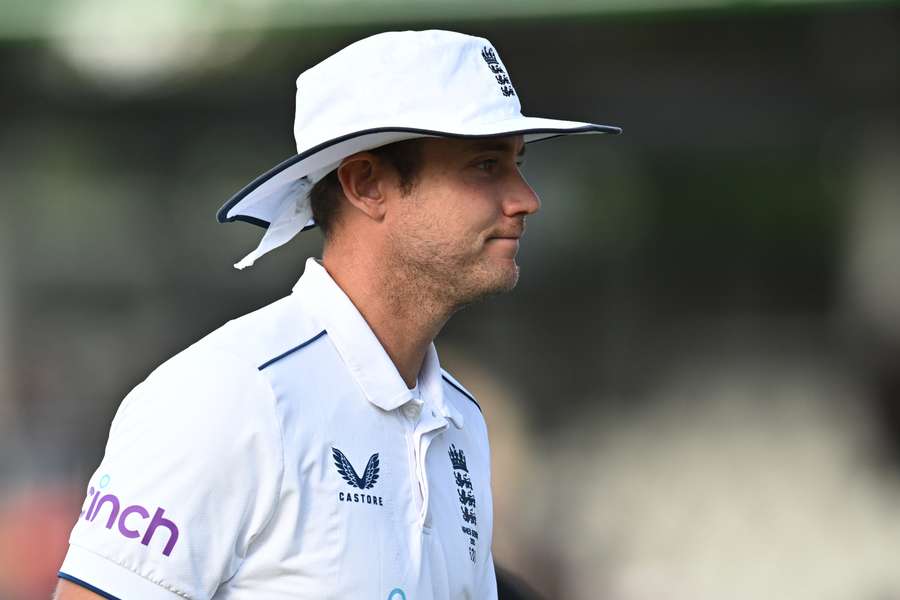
[384,134,540,307]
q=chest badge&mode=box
[332,447,384,506]
[449,444,479,562]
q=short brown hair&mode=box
[309,138,423,236]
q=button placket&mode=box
[399,404,425,517]
[403,402,422,420]
[413,414,449,528]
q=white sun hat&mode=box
[217,29,622,269]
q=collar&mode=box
[292,258,463,429]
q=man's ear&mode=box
[336,153,388,223]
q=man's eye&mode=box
[476,159,498,171]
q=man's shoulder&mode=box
[440,368,492,458]
[188,292,325,372]
[440,368,490,433]
[133,293,325,410]
[441,368,482,414]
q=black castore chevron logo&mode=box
[332,447,380,490]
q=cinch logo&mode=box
[80,481,179,557]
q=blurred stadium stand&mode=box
[1,1,898,599]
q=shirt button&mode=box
[403,404,421,420]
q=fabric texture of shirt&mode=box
[60,258,496,600]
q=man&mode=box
[55,29,620,599]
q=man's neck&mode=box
[321,251,452,388]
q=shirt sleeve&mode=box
[59,345,284,600]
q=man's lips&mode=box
[485,236,521,255]
[487,229,523,241]
[489,222,525,240]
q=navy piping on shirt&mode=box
[58,572,122,600]
[258,330,327,371]
[257,330,483,414]
[442,373,482,413]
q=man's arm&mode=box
[56,347,283,599]
[53,579,107,600]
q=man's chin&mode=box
[472,261,520,300]
[494,262,520,293]
[445,258,521,312]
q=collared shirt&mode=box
[60,258,496,600]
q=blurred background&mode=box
[1,0,899,598]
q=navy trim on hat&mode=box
[229,215,319,231]
[216,123,621,230]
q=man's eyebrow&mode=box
[467,140,526,156]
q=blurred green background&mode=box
[1,1,899,598]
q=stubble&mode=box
[384,222,519,318]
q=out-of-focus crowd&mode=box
[1,3,899,599]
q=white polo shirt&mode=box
[60,258,496,600]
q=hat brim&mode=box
[217,116,622,229]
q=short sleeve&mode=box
[60,345,284,600]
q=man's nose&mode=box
[503,174,541,217]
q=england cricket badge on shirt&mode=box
[448,444,479,563]
[332,447,384,507]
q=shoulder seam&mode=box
[258,329,327,370]
[441,371,482,413]
[198,343,286,581]
[245,359,286,573]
